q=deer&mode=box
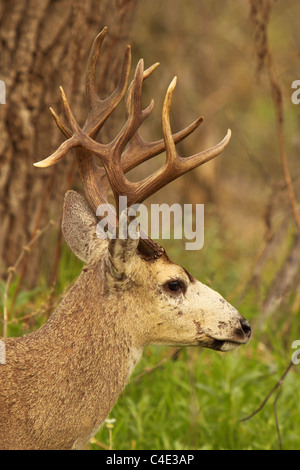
[0,28,251,450]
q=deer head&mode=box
[35,27,250,352]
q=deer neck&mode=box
[25,260,142,448]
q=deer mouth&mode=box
[197,316,251,351]
[210,339,246,351]
[196,335,249,352]
[209,331,251,351]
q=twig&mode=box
[266,58,300,233]
[130,348,182,382]
[240,359,294,449]
[260,234,300,322]
[250,0,300,233]
[229,226,273,303]
[229,213,289,306]
[2,220,55,338]
[273,384,283,450]
[240,360,294,422]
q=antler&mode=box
[34,27,231,257]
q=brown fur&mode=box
[0,191,250,449]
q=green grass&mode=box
[92,336,300,450]
[2,225,300,450]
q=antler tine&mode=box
[119,77,231,206]
[162,78,231,172]
[34,86,108,168]
[34,89,81,168]
[49,106,71,139]
[154,76,231,191]
[121,64,204,174]
[124,62,160,116]
[84,27,131,138]
[34,57,156,204]
[96,59,155,211]
[49,101,113,218]
[34,26,131,168]
[110,59,154,156]
[85,27,108,106]
[121,116,204,174]
[40,105,110,216]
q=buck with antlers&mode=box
[0,28,251,450]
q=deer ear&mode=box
[107,210,140,279]
[62,190,105,263]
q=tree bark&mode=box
[0,0,137,286]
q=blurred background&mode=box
[0,0,300,450]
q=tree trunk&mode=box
[0,0,137,286]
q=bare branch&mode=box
[240,359,294,450]
[250,0,300,233]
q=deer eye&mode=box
[164,280,186,295]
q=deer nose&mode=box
[240,318,251,338]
